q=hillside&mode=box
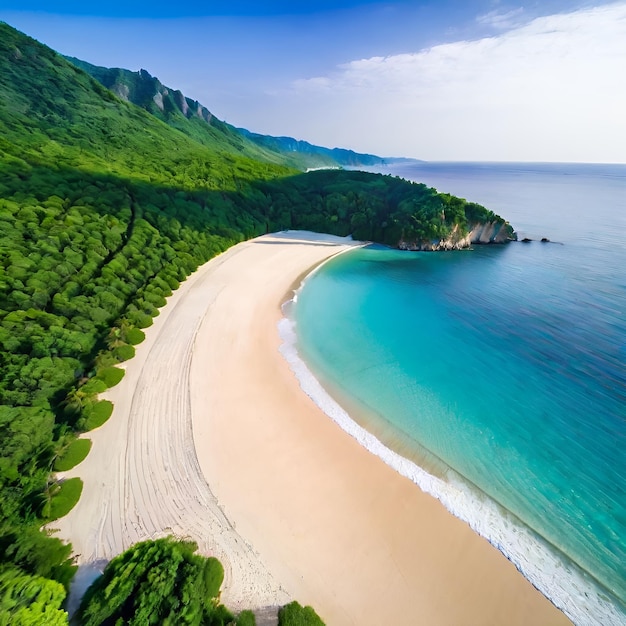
[0,20,513,623]
[65,55,396,170]
[63,55,307,167]
[236,128,394,168]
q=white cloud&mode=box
[282,2,626,162]
[476,7,525,29]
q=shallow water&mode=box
[291,162,626,624]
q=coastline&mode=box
[281,291,620,625]
[190,231,571,624]
[52,230,570,623]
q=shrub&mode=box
[77,537,230,626]
[113,343,135,362]
[202,557,224,599]
[0,568,68,625]
[128,311,153,329]
[45,477,83,521]
[79,378,108,396]
[278,601,325,626]
[125,327,145,345]
[96,366,124,388]
[236,609,256,626]
[83,400,113,431]
[209,603,235,626]
[54,438,92,471]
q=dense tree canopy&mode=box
[0,566,68,626]
[278,601,325,626]
[77,537,230,626]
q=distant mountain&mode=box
[236,128,394,168]
[64,56,402,170]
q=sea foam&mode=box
[278,279,625,626]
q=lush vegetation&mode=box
[43,477,83,522]
[54,438,92,472]
[234,610,257,626]
[63,57,306,169]
[0,20,511,622]
[0,20,295,618]
[278,601,325,626]
[78,538,322,626]
[78,537,231,625]
[253,168,512,246]
[0,566,68,625]
[234,128,389,169]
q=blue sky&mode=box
[1,1,625,162]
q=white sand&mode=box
[53,231,570,624]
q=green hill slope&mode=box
[64,56,396,170]
[237,127,397,167]
[63,55,309,167]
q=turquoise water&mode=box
[291,163,626,624]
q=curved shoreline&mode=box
[281,276,621,625]
[53,231,571,624]
[190,232,570,624]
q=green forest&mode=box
[0,21,510,624]
[77,537,239,625]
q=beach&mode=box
[53,231,570,624]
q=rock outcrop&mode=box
[468,220,516,244]
[398,221,516,251]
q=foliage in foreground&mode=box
[77,537,229,626]
[0,566,68,625]
[78,538,324,626]
[278,601,325,626]
[235,609,257,626]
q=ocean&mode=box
[282,162,626,625]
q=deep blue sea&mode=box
[288,162,626,625]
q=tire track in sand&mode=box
[51,239,297,611]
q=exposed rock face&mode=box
[174,90,188,117]
[64,57,221,127]
[468,221,515,244]
[398,221,516,251]
[194,103,213,123]
[113,83,130,101]
[152,91,164,111]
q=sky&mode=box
[1,1,625,162]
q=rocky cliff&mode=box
[398,221,516,251]
[64,59,216,124]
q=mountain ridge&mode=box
[64,55,410,170]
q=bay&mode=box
[291,162,626,624]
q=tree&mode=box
[77,537,228,626]
[278,601,325,626]
[0,567,68,626]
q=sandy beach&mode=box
[54,231,570,624]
